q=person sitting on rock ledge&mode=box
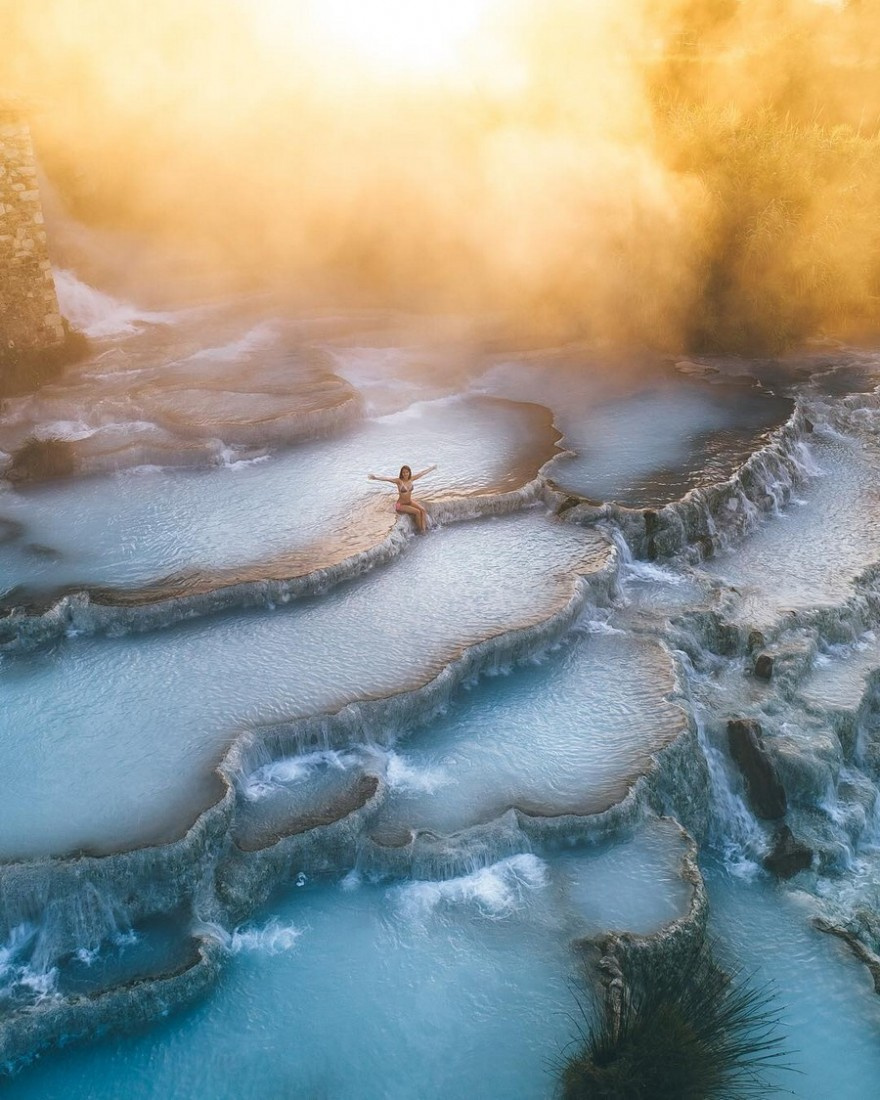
[368,463,436,534]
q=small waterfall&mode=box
[53,269,177,338]
[392,853,549,921]
[672,653,767,872]
[695,715,767,873]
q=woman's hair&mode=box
[399,465,412,479]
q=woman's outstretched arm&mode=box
[411,464,437,481]
[367,473,400,483]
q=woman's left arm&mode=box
[411,464,437,481]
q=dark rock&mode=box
[764,825,813,878]
[643,509,659,561]
[25,542,62,560]
[696,535,715,561]
[753,653,774,680]
[557,496,584,517]
[6,437,76,483]
[727,718,787,819]
[804,417,814,433]
[0,323,88,399]
[0,516,25,545]
[747,630,765,654]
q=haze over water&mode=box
[3,3,880,1098]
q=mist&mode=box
[3,0,880,352]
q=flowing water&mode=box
[706,862,880,1099]
[370,627,684,835]
[0,394,553,599]
[0,512,604,858]
[2,825,692,1100]
[4,274,880,1096]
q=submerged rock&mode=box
[727,719,787,820]
[764,825,813,879]
[6,436,76,483]
[753,653,775,680]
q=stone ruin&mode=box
[0,100,68,382]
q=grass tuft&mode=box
[559,942,791,1100]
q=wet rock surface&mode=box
[6,327,880,1095]
[764,825,813,878]
[727,719,787,820]
[753,652,775,680]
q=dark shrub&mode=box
[560,943,789,1099]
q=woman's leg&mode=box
[396,503,426,533]
[412,497,429,533]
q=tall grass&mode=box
[559,942,790,1099]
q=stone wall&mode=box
[0,104,65,358]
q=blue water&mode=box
[704,431,880,629]
[4,297,880,1100]
[0,512,602,858]
[0,395,549,597]
[2,829,691,1100]
[371,627,683,834]
[706,862,880,1099]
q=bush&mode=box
[6,436,76,483]
[560,943,789,1100]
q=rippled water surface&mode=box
[6,287,880,1100]
[373,628,683,833]
[0,513,603,858]
[707,864,880,1100]
[479,359,792,506]
[0,396,552,597]
[2,831,690,1100]
[704,432,880,628]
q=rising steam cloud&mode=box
[3,0,879,351]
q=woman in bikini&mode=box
[367,463,437,534]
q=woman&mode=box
[368,463,437,534]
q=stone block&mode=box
[0,112,65,355]
[727,718,787,819]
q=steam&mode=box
[3,0,879,350]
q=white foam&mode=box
[242,750,357,801]
[227,920,303,955]
[624,559,685,586]
[395,854,549,921]
[384,751,450,794]
[31,420,96,443]
[0,923,58,1002]
[576,617,626,636]
[54,269,177,338]
[216,449,271,470]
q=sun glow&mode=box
[305,0,496,78]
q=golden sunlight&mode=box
[304,0,497,78]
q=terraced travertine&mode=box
[801,635,880,713]
[704,429,880,630]
[0,512,609,860]
[477,357,791,507]
[367,628,684,838]
[1,823,692,1100]
[0,395,556,603]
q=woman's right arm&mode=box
[368,474,399,484]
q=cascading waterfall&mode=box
[4,310,880,1097]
